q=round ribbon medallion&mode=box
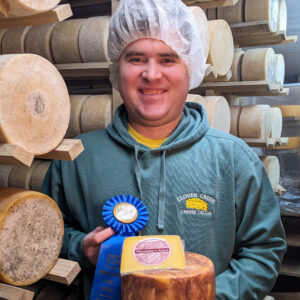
[113,203,138,224]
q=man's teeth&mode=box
[141,89,164,95]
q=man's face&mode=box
[118,38,190,127]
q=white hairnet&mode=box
[107,0,205,90]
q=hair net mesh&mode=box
[107,0,205,90]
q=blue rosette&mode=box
[90,195,148,300]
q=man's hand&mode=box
[82,226,115,265]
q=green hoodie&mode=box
[42,102,286,300]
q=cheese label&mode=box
[121,235,186,275]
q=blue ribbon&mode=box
[90,195,148,300]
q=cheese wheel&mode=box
[0,165,12,187]
[30,160,51,192]
[25,23,57,63]
[8,162,35,189]
[0,29,7,54]
[188,7,210,61]
[239,105,272,139]
[80,95,112,133]
[0,187,63,286]
[79,16,110,63]
[1,26,31,54]
[207,20,234,76]
[270,107,282,139]
[122,252,215,300]
[260,156,280,189]
[245,0,279,32]
[278,0,287,32]
[51,19,84,64]
[0,54,70,155]
[0,0,61,17]
[230,50,245,81]
[217,0,244,24]
[186,94,205,106]
[275,54,285,87]
[229,105,242,136]
[241,48,276,87]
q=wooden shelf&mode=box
[0,139,84,167]
[274,185,287,196]
[183,0,238,9]
[270,137,300,150]
[203,64,232,82]
[280,259,300,278]
[242,137,289,148]
[0,4,73,29]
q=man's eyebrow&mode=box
[158,52,179,59]
[125,51,145,58]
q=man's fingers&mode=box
[94,226,104,233]
[94,227,115,244]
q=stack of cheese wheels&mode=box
[66,95,112,138]
[230,49,245,81]
[270,107,283,139]
[25,23,57,63]
[122,252,215,300]
[278,0,287,32]
[245,0,279,32]
[79,16,111,63]
[239,105,272,139]
[260,156,280,189]
[217,0,244,24]
[0,0,61,17]
[188,7,210,61]
[0,187,63,286]
[241,48,276,88]
[275,54,285,87]
[51,19,85,63]
[207,20,234,76]
[0,54,70,155]
[186,95,230,133]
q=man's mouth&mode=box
[139,89,166,95]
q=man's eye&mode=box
[162,59,175,64]
[129,57,143,63]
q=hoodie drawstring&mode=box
[134,145,143,202]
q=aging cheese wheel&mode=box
[0,165,12,187]
[230,49,245,81]
[188,7,210,61]
[241,48,276,87]
[186,94,205,106]
[270,107,282,139]
[0,54,70,155]
[245,0,279,32]
[278,0,287,32]
[51,19,84,64]
[217,0,244,24]
[239,105,272,139]
[0,187,63,286]
[80,95,112,133]
[1,26,31,54]
[260,156,280,189]
[25,23,57,63]
[0,29,7,54]
[79,16,110,63]
[207,20,234,76]
[30,160,51,192]
[8,162,36,189]
[275,54,285,87]
[229,105,242,136]
[122,252,215,300]
[0,0,61,17]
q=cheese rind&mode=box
[230,50,245,81]
[229,105,242,136]
[270,107,282,139]
[275,54,285,87]
[217,0,244,24]
[278,0,287,32]
[260,156,280,189]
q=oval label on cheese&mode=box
[133,238,171,266]
[113,202,138,224]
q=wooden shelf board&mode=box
[279,105,300,118]
[0,144,34,167]
[242,137,289,148]
[183,0,238,9]
[0,283,34,300]
[274,184,286,196]
[0,4,72,29]
[230,20,272,36]
[270,137,300,150]
[280,259,300,278]
[55,62,110,79]
[223,88,289,97]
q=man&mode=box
[42,0,286,299]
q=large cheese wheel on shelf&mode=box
[241,48,276,87]
[188,7,210,61]
[0,0,61,17]
[217,0,244,24]
[8,161,37,189]
[239,105,272,139]
[80,95,112,133]
[122,252,215,300]
[270,107,282,139]
[0,165,12,187]
[186,94,205,106]
[79,16,110,63]
[0,54,70,155]
[260,156,280,189]
[30,160,51,192]
[275,54,285,87]
[51,19,84,64]
[230,49,245,81]
[207,20,234,76]
[1,26,31,54]
[25,23,57,63]
[229,105,242,136]
[278,0,287,32]
[245,0,279,32]
[0,187,63,286]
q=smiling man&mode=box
[42,0,286,299]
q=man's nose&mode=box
[141,61,163,81]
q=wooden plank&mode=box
[282,217,300,247]
[37,139,84,161]
[55,62,110,79]
[44,258,81,285]
[280,259,300,278]
[242,137,289,148]
[0,144,34,167]
[0,283,34,300]
[274,184,286,196]
[270,293,300,300]
[230,20,271,36]
[224,88,289,97]
[183,0,238,9]
[272,137,300,150]
[279,105,300,118]
[0,4,73,29]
